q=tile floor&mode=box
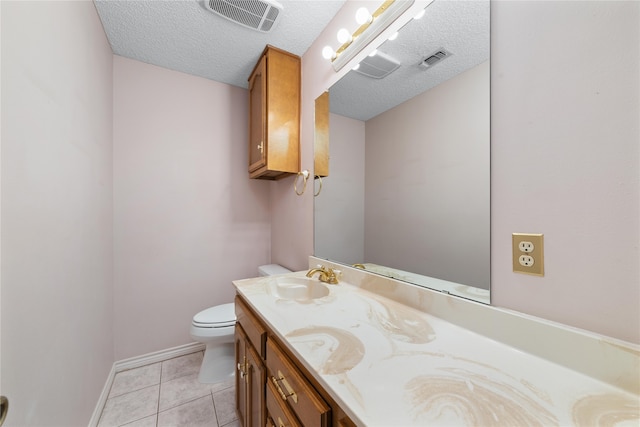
[98,351,239,427]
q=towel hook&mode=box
[294,170,309,196]
[314,175,323,197]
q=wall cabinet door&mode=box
[248,55,266,174]
[247,45,301,180]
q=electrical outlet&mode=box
[518,241,534,253]
[518,255,534,267]
[512,233,544,276]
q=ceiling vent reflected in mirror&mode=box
[420,48,452,69]
[204,0,283,32]
[354,51,401,79]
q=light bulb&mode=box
[352,64,360,71]
[368,49,378,57]
[388,32,399,41]
[414,8,426,20]
[322,46,335,60]
[337,28,352,44]
[355,7,372,25]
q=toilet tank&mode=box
[258,264,292,276]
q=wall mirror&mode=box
[314,0,491,303]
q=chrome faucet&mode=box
[306,265,340,284]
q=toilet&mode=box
[190,264,291,383]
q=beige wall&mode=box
[299,1,639,343]
[365,61,490,290]
[1,1,114,424]
[113,56,272,359]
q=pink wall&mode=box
[270,1,403,271]
[314,113,366,264]
[113,56,272,359]
[299,1,639,343]
[490,1,639,343]
[364,61,490,290]
[1,1,114,424]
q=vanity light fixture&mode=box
[324,0,417,71]
[355,7,373,25]
[322,46,336,60]
[337,28,352,44]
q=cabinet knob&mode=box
[237,358,248,381]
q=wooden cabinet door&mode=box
[314,91,329,178]
[235,321,266,427]
[235,324,249,426]
[247,46,300,180]
[246,341,266,427]
[248,55,266,173]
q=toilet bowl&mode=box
[190,303,236,383]
[190,264,291,383]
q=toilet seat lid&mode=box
[192,303,236,327]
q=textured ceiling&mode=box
[94,0,347,89]
[330,0,490,121]
[94,0,489,121]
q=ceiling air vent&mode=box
[354,51,401,79]
[205,0,283,33]
[420,49,452,69]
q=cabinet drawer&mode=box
[266,339,331,427]
[266,376,301,427]
[235,296,267,358]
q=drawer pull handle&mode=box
[271,373,298,404]
[277,416,286,427]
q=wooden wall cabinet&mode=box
[314,91,330,178]
[248,45,301,180]
[235,295,355,427]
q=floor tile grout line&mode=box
[156,361,163,427]
[210,390,220,427]
[158,390,217,415]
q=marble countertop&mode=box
[233,269,639,426]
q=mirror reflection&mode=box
[314,0,491,303]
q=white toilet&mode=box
[190,264,291,383]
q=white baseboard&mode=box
[88,363,115,427]
[88,342,206,427]
[114,342,205,373]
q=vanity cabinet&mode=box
[235,294,356,427]
[248,45,301,180]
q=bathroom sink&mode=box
[273,277,330,301]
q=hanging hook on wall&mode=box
[294,170,309,196]
[314,175,323,197]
